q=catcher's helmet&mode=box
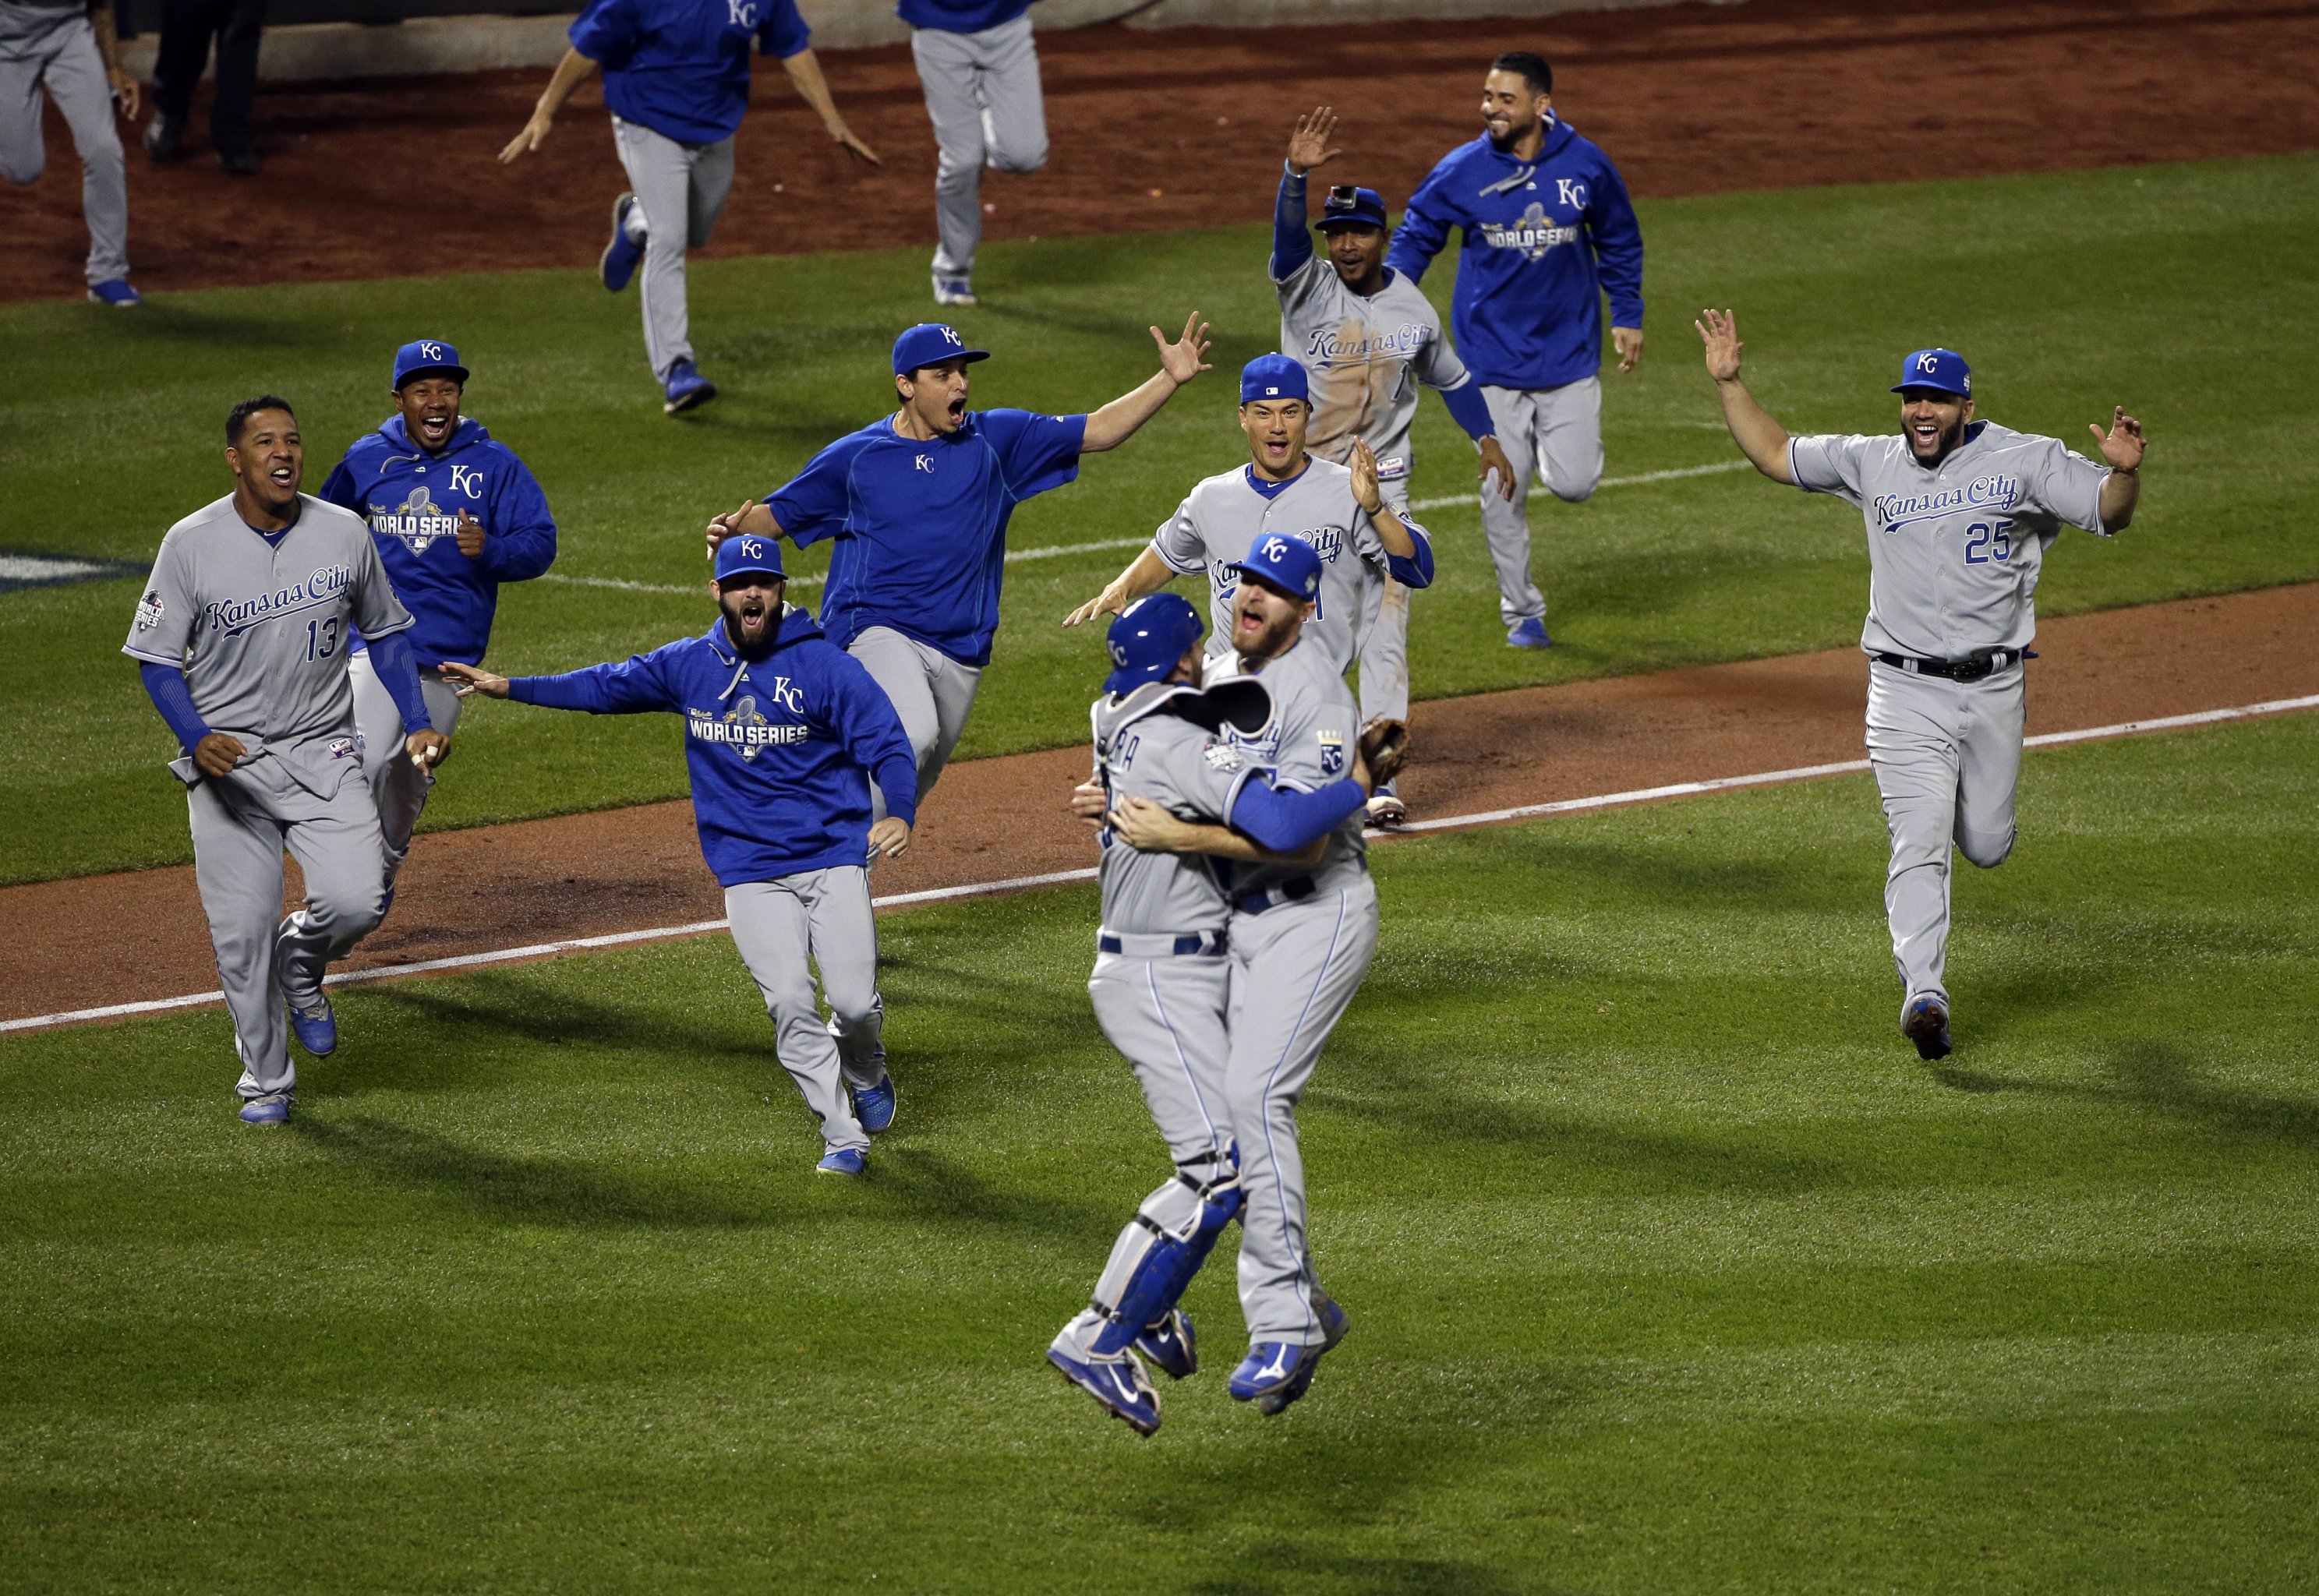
[1105,593,1204,694]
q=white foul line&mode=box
[1410,458,1752,511]
[5,692,2314,1037]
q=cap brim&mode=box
[717,564,785,583]
[398,365,469,387]
[1316,217,1386,231]
[1226,563,1306,598]
[1891,380,1967,397]
[899,349,992,373]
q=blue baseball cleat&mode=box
[663,358,717,416]
[238,1092,292,1125]
[88,278,143,307]
[816,1145,868,1178]
[1506,616,1552,650]
[1903,993,1953,1061]
[1047,1344,1160,1436]
[1228,1291,1349,1415]
[601,192,643,291]
[852,1073,896,1135]
[1135,1308,1198,1381]
[285,994,337,1058]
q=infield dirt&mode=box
[7,0,2319,302]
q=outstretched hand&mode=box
[439,662,511,700]
[2089,406,2147,471]
[1695,308,1743,382]
[1287,106,1342,177]
[1151,313,1213,386]
[1348,438,1385,514]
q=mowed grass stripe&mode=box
[2,715,2315,1591]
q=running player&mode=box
[499,0,878,414]
[1388,50,1644,648]
[707,315,1211,816]
[320,339,557,920]
[124,397,447,1125]
[441,533,917,1174]
[902,0,1047,307]
[0,0,140,304]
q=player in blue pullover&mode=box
[442,534,918,1176]
[320,339,558,917]
[1388,50,1644,648]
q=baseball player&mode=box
[1063,354,1436,685]
[124,397,447,1125]
[320,339,558,921]
[1388,50,1644,648]
[441,534,917,1174]
[1047,591,1395,1433]
[1271,104,1514,824]
[1,0,140,304]
[902,0,1046,307]
[499,0,878,415]
[1697,309,2147,1058]
[707,315,1212,817]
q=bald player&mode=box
[1699,310,2146,1058]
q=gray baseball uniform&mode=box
[1481,378,1603,626]
[610,115,735,383]
[726,866,882,1155]
[122,493,414,1100]
[0,0,128,288]
[1151,458,1423,680]
[909,8,1046,292]
[1788,419,2113,1005]
[1218,635,1379,1346]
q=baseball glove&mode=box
[1358,715,1412,787]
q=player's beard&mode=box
[1909,411,1967,467]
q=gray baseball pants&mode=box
[611,115,734,382]
[1865,660,2023,1005]
[348,650,465,892]
[847,625,981,817]
[1479,378,1603,626]
[1356,476,1413,726]
[0,1,128,288]
[187,754,386,1100]
[1228,874,1379,1346]
[910,12,1045,284]
[724,865,886,1153]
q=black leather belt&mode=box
[1233,875,1318,916]
[1874,647,2031,683]
[1098,929,1226,957]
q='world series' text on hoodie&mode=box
[320,415,558,665]
[1385,118,1644,393]
[507,606,918,887]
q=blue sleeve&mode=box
[758,0,810,58]
[1588,157,1645,328]
[1385,169,1455,282]
[1384,524,1434,591]
[139,661,210,751]
[567,0,638,67]
[823,649,920,828]
[765,436,861,549]
[1229,775,1366,853]
[1270,164,1313,281]
[985,409,1087,502]
[1438,376,1495,441]
[477,453,559,583]
[365,630,435,732]
[318,454,362,515]
[508,645,681,715]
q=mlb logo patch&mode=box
[1317,729,1345,776]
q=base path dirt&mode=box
[5,583,2314,1027]
[9,0,2319,301]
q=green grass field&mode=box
[3,715,2314,1592]
[4,152,2316,884]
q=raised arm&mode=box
[1695,309,1795,486]
[1063,545,1175,628]
[1271,107,1341,281]
[2090,406,2147,531]
[500,47,599,163]
[1081,314,1213,454]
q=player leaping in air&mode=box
[1267,104,1515,826]
[706,316,1212,819]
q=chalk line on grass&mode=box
[5,692,2313,1036]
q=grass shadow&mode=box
[1931,1038,2319,1147]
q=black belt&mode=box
[1233,875,1318,916]
[1874,647,2032,683]
[1098,929,1226,957]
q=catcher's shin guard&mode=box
[1087,1146,1243,1357]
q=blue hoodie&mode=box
[507,606,918,887]
[320,415,558,666]
[1385,119,1645,392]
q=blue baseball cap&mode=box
[893,323,990,376]
[1239,353,1310,405]
[1317,185,1389,231]
[1227,531,1323,603]
[392,338,468,389]
[1103,592,1204,694]
[1892,348,1971,398]
[714,531,786,584]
